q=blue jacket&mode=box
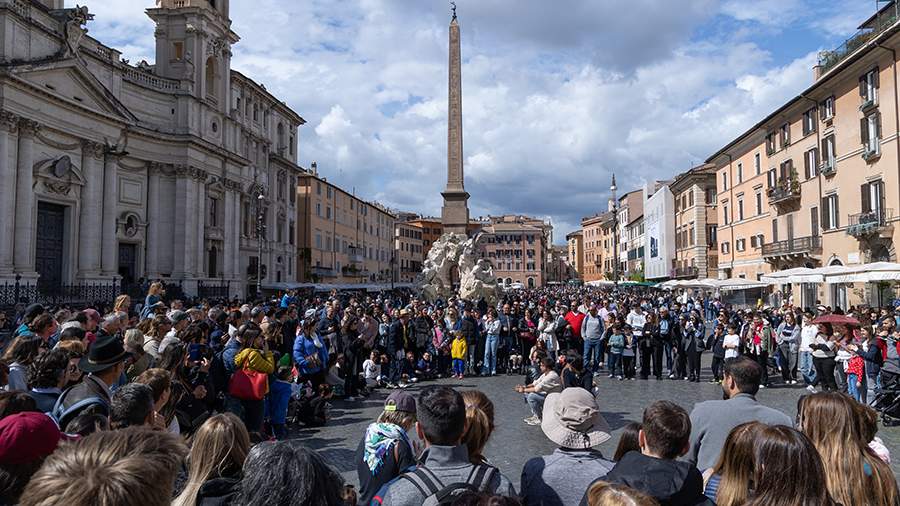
[266,379,292,425]
[293,334,328,376]
[222,338,242,374]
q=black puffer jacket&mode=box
[580,451,714,506]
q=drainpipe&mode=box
[800,95,821,305]
[876,43,900,236]
[725,154,735,278]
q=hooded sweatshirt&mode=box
[580,451,713,506]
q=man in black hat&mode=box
[53,334,131,428]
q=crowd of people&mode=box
[0,281,896,505]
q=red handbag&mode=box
[228,354,268,401]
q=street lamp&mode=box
[255,186,266,297]
[610,174,619,289]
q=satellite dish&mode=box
[52,156,72,178]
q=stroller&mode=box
[871,365,900,426]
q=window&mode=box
[327,187,332,199]
[772,219,779,242]
[861,112,881,155]
[754,152,761,175]
[289,220,295,245]
[736,162,743,184]
[721,242,730,254]
[316,182,321,195]
[767,169,777,188]
[779,159,793,181]
[688,191,694,207]
[860,67,879,105]
[820,96,835,121]
[821,135,836,171]
[755,192,762,215]
[765,132,777,155]
[315,203,321,217]
[737,198,744,221]
[289,176,296,205]
[707,225,717,247]
[706,188,716,205]
[779,123,790,148]
[804,148,819,179]
[208,197,218,227]
[315,233,322,249]
[173,41,184,61]
[736,238,746,252]
[861,180,885,215]
[802,108,817,136]
[750,235,759,248]
[811,207,819,237]
[722,171,728,192]
[205,57,218,100]
[253,104,259,121]
[723,204,729,225]
[822,194,840,230]
[326,207,331,219]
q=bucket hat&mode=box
[541,388,611,449]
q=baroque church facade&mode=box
[0,0,305,298]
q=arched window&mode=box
[277,122,285,151]
[205,56,217,100]
[527,277,535,288]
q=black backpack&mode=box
[50,386,108,431]
[208,349,231,398]
[400,465,497,506]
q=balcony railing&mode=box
[766,180,800,205]
[310,266,338,278]
[818,2,900,74]
[847,208,894,237]
[348,246,365,265]
[672,266,699,279]
[762,236,822,257]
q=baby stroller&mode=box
[871,366,900,426]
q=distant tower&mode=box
[441,3,471,236]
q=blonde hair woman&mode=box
[798,392,899,506]
[586,481,658,506]
[460,390,495,465]
[113,295,131,314]
[701,422,765,505]
[172,413,250,506]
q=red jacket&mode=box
[874,338,900,361]
[565,311,586,340]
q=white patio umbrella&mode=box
[760,267,820,284]
[826,262,900,283]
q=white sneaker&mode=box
[398,382,409,389]
[806,385,817,393]
[759,384,766,389]
[524,416,541,426]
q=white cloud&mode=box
[72,0,836,243]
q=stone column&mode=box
[100,153,119,276]
[13,119,39,275]
[195,170,206,278]
[145,163,161,278]
[223,188,235,279]
[78,141,104,277]
[171,169,189,278]
[0,113,19,276]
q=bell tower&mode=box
[146,0,238,113]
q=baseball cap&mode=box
[384,391,416,413]
[169,310,189,324]
[304,308,317,319]
[0,412,72,465]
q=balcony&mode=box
[820,160,836,177]
[310,266,338,278]
[348,246,365,265]
[818,2,900,74]
[762,236,822,258]
[766,179,800,205]
[672,266,699,279]
[847,208,894,238]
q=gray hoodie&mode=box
[379,444,516,505]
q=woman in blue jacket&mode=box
[293,312,328,388]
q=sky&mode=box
[72,0,877,243]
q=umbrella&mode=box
[812,314,861,326]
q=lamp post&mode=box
[255,185,265,297]
[611,174,619,289]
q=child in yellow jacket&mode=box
[450,331,467,379]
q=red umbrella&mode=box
[812,314,861,327]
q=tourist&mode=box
[515,357,562,425]
[3,335,42,391]
[561,354,592,391]
[798,310,818,386]
[655,307,677,378]
[232,323,275,433]
[387,309,411,386]
[108,383,157,430]
[53,334,130,430]
[173,413,250,506]
[581,400,711,506]
[797,392,899,506]
[774,312,800,384]
[683,313,703,382]
[744,314,772,388]
[26,348,69,412]
[143,315,171,361]
[460,390,495,465]
[538,309,559,362]
[363,350,384,388]
[124,328,151,381]
[0,412,70,504]
[483,309,501,376]
[357,391,417,506]
[451,330,468,379]
[809,323,837,392]
[687,357,791,471]
[613,422,641,462]
[19,427,187,506]
[701,422,764,505]
[742,425,836,506]
[521,387,614,506]
[606,325,624,380]
[706,323,725,383]
[378,386,515,505]
[238,442,345,506]
[584,482,658,506]
[294,310,329,389]
[639,312,658,379]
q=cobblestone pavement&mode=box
[299,365,900,489]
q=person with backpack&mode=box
[52,334,130,431]
[376,386,516,505]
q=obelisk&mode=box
[441,3,470,236]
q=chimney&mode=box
[813,64,824,81]
[311,161,318,176]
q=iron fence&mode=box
[197,280,230,301]
[818,1,900,73]
[0,277,121,309]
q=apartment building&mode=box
[617,190,644,280]
[708,1,900,307]
[480,215,552,288]
[296,170,396,284]
[566,230,584,280]
[395,221,424,283]
[581,210,616,282]
[670,164,719,279]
